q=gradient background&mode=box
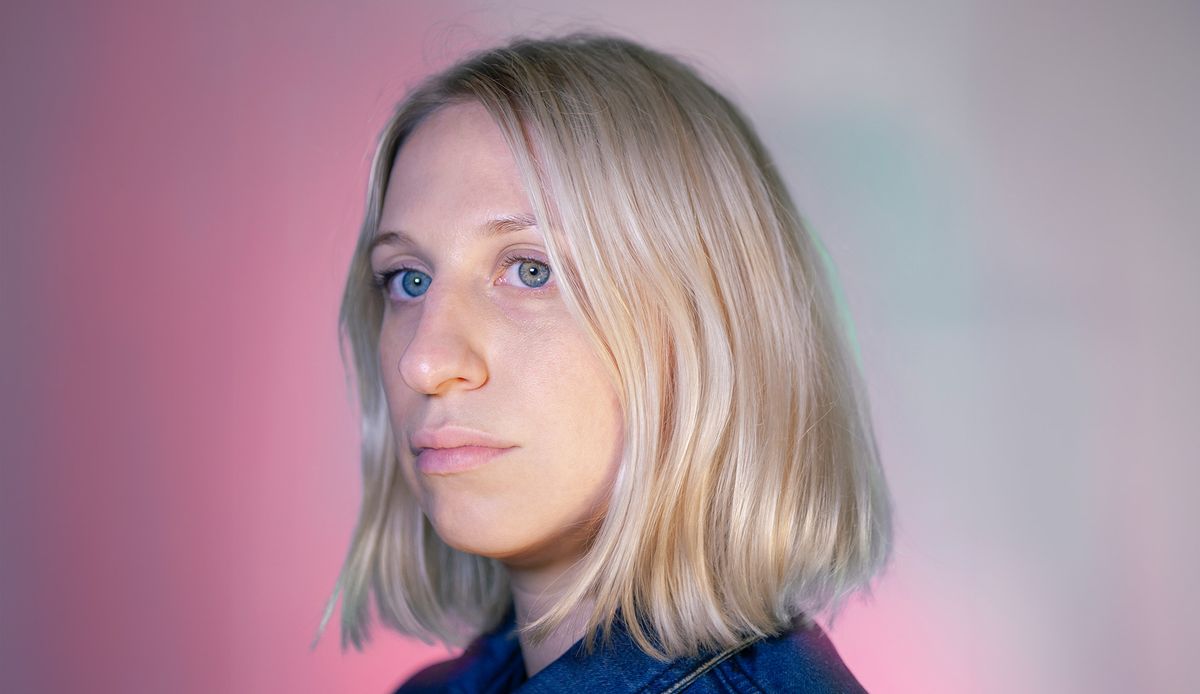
[2,1,1197,692]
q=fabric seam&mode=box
[652,636,765,694]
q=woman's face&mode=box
[371,102,624,570]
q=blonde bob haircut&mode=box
[317,32,893,661]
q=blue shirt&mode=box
[393,604,868,693]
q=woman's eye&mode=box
[375,268,431,300]
[503,256,552,289]
[373,256,550,301]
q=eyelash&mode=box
[371,253,552,300]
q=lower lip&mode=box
[416,446,515,475]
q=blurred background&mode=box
[2,1,1197,692]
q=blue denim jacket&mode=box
[393,603,868,693]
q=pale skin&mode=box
[371,102,625,678]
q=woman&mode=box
[316,33,893,692]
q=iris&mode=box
[516,260,550,288]
[394,270,431,298]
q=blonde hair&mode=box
[315,32,892,661]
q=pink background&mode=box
[2,1,1197,692]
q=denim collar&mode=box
[398,602,864,693]
[452,603,766,694]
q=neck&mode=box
[506,558,595,679]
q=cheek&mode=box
[377,315,422,484]
[377,311,412,371]
[497,312,616,429]
[502,322,624,489]
[449,318,624,557]
[377,312,420,405]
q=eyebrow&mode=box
[369,212,538,255]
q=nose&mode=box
[396,282,489,396]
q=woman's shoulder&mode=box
[391,609,868,694]
[520,613,867,694]
[696,617,868,693]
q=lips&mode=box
[415,445,515,475]
[410,425,518,475]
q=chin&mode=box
[439,519,598,574]
[424,503,531,558]
[427,513,585,569]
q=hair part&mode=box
[314,31,893,661]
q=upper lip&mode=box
[410,425,518,454]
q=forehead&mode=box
[380,102,532,232]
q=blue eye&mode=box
[372,254,551,302]
[397,270,431,297]
[374,268,430,300]
[513,258,550,288]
